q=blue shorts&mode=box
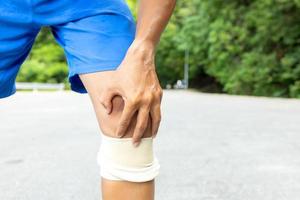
[0,0,136,98]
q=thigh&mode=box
[51,11,136,94]
[50,9,143,137]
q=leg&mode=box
[79,71,153,139]
[101,179,154,200]
[80,71,155,200]
[51,8,157,199]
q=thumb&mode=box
[99,88,119,114]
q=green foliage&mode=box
[155,1,190,87]
[17,27,68,84]
[126,0,138,17]
[17,0,300,98]
[176,0,300,98]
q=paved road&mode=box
[1,91,300,200]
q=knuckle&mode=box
[157,88,163,96]
[150,86,162,96]
[155,89,163,101]
[134,127,145,138]
[119,120,129,128]
[142,105,151,112]
[126,100,137,108]
[137,125,146,133]
[128,95,142,106]
[143,95,153,105]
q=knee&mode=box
[100,95,152,138]
[97,97,159,182]
[98,133,160,182]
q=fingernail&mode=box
[115,131,121,138]
[151,132,156,138]
[133,141,139,147]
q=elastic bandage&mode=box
[97,134,160,182]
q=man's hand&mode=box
[99,40,163,146]
[81,0,175,146]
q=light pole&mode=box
[184,48,189,89]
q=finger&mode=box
[150,104,162,138]
[99,88,118,114]
[116,102,137,138]
[132,107,150,147]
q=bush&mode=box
[16,0,300,98]
[17,27,69,85]
[177,0,300,98]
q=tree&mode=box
[177,0,300,98]
[17,27,68,84]
[17,0,300,98]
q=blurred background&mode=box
[1,0,300,200]
[16,0,300,98]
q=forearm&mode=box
[130,0,176,52]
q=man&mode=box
[0,0,176,199]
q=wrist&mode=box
[127,39,156,59]
[132,37,156,49]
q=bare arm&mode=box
[135,0,176,46]
[104,0,176,145]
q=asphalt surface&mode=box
[0,90,300,200]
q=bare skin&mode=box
[79,0,176,199]
[80,71,152,139]
[97,0,177,146]
[100,96,154,200]
[80,72,154,200]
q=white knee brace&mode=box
[97,134,160,182]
